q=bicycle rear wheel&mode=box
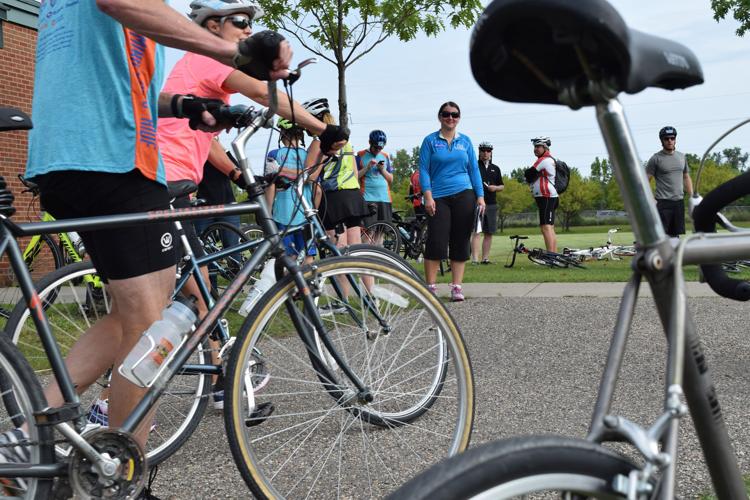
[0,334,55,498]
[362,221,401,255]
[224,257,473,499]
[4,261,210,466]
[341,243,422,281]
[0,234,63,322]
[613,246,636,257]
[390,436,638,500]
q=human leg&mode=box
[423,196,451,287]
[470,233,481,263]
[447,190,475,287]
[541,224,557,252]
[535,197,558,252]
[482,234,493,261]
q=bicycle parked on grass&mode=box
[505,234,586,269]
[562,228,637,262]
[393,0,750,498]
[0,83,473,499]
[392,195,429,262]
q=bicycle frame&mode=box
[584,98,750,498]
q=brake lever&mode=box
[284,57,318,85]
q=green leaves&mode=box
[711,0,750,36]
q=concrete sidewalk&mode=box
[439,281,718,298]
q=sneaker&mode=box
[86,399,109,426]
[427,284,438,295]
[318,302,348,317]
[212,380,224,411]
[450,284,465,302]
[470,260,479,266]
[0,428,30,492]
[481,259,492,265]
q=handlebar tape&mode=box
[692,171,750,301]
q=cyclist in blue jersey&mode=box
[419,101,485,302]
[357,130,394,228]
[12,0,292,474]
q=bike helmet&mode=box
[478,141,493,151]
[659,126,677,139]
[276,117,303,139]
[369,130,387,147]
[530,136,551,148]
[188,0,263,26]
[301,98,330,120]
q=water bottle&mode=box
[119,296,198,387]
[397,226,410,243]
[68,231,86,256]
[239,259,276,317]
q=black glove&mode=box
[524,167,539,184]
[230,168,249,189]
[318,125,349,155]
[233,31,286,81]
[171,94,227,130]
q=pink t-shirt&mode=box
[158,52,236,184]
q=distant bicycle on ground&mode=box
[562,228,636,262]
[505,234,586,269]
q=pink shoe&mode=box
[427,284,438,295]
[450,284,465,302]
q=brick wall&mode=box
[0,21,36,219]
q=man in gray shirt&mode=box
[645,126,694,236]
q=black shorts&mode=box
[35,169,177,281]
[362,201,393,227]
[319,189,370,231]
[481,204,498,234]
[424,189,475,262]
[535,196,559,226]
[656,199,685,237]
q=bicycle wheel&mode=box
[241,223,265,242]
[613,246,636,257]
[528,252,557,267]
[0,234,63,321]
[224,257,473,499]
[362,221,401,255]
[0,334,55,498]
[391,436,639,500]
[4,261,211,466]
[342,243,422,281]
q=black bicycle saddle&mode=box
[0,108,32,132]
[470,0,704,106]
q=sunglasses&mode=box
[662,137,676,142]
[440,111,460,119]
[223,15,252,30]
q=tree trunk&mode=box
[337,63,348,129]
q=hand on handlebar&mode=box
[318,125,349,155]
[233,31,292,81]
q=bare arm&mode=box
[684,172,694,197]
[380,165,393,184]
[96,0,236,65]
[223,71,326,136]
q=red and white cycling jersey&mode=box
[531,152,558,198]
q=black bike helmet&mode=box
[659,126,677,139]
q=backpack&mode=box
[552,158,570,194]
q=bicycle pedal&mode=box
[245,402,274,427]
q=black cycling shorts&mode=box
[35,169,177,281]
[656,199,685,237]
[535,196,559,226]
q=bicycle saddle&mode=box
[167,180,199,200]
[0,108,32,132]
[470,0,703,107]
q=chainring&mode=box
[68,428,146,499]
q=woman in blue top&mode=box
[419,101,485,302]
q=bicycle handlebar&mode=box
[692,170,750,301]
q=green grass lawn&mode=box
[405,225,750,283]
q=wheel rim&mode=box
[230,262,472,499]
[471,473,622,499]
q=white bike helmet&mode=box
[301,98,330,119]
[530,136,551,148]
[188,0,264,26]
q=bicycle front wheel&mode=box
[224,257,473,499]
[4,261,210,466]
[391,436,638,500]
[362,221,401,255]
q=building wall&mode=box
[0,20,36,217]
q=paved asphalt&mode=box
[151,294,750,499]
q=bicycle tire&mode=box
[0,234,63,321]
[4,261,211,466]
[224,256,473,499]
[390,436,638,500]
[613,246,636,257]
[362,221,401,255]
[240,223,264,243]
[342,243,422,281]
[528,252,557,267]
[0,334,55,499]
